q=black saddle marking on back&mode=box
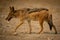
[28,8,48,14]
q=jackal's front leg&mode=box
[14,21,24,32]
[38,19,44,34]
[13,21,24,35]
[28,20,32,34]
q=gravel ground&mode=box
[0,0,60,40]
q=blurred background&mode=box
[0,0,60,40]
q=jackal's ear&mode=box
[9,6,14,11]
[9,6,13,10]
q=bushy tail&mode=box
[48,14,53,30]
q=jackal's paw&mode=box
[37,32,42,34]
[11,29,15,32]
[55,32,57,34]
[28,32,31,34]
[12,32,18,36]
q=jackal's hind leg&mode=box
[47,14,57,34]
[52,25,57,34]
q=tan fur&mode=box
[6,7,57,34]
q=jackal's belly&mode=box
[29,17,39,21]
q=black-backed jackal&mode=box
[6,6,57,34]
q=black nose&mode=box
[8,17,12,21]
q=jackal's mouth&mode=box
[6,17,12,21]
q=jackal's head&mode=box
[6,6,15,21]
